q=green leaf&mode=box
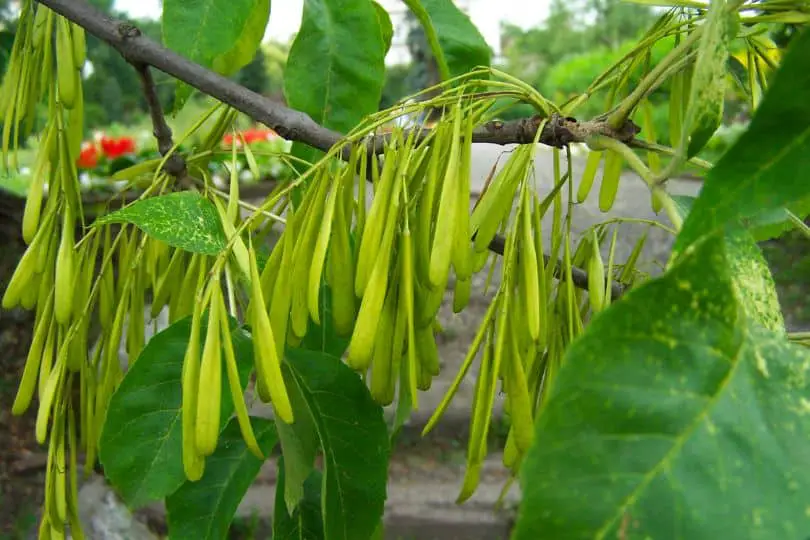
[274,275,351,513]
[373,1,394,55]
[724,227,786,334]
[93,192,226,256]
[274,373,319,514]
[273,460,324,540]
[669,193,696,219]
[674,27,810,254]
[296,280,351,358]
[163,0,270,109]
[403,0,491,81]
[165,418,278,539]
[681,0,732,158]
[671,195,785,334]
[210,3,271,76]
[284,0,386,137]
[747,195,810,242]
[98,315,254,508]
[284,348,390,540]
[514,232,810,539]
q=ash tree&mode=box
[2,0,810,539]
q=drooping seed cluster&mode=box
[0,3,666,532]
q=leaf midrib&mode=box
[594,330,746,538]
[288,365,349,540]
[183,426,275,538]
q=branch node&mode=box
[542,114,577,147]
[116,22,141,39]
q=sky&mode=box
[113,0,551,53]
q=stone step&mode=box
[73,453,519,540]
[197,453,518,539]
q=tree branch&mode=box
[366,113,640,153]
[39,0,640,156]
[134,63,187,178]
[486,236,626,300]
[40,0,629,299]
[41,0,341,154]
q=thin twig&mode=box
[134,63,187,179]
[486,235,626,299]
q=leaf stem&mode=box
[587,134,683,231]
[608,27,702,129]
[787,210,810,240]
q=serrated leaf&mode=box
[163,0,270,110]
[273,460,324,540]
[373,1,394,55]
[514,232,810,539]
[681,0,731,158]
[403,0,491,81]
[675,27,810,254]
[284,348,390,540]
[99,316,253,508]
[165,417,278,539]
[671,195,785,334]
[93,192,226,255]
[284,0,386,138]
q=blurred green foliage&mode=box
[499,0,657,92]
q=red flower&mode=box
[76,143,98,169]
[222,132,237,147]
[118,137,136,154]
[242,128,266,144]
[222,127,279,147]
[100,136,136,159]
